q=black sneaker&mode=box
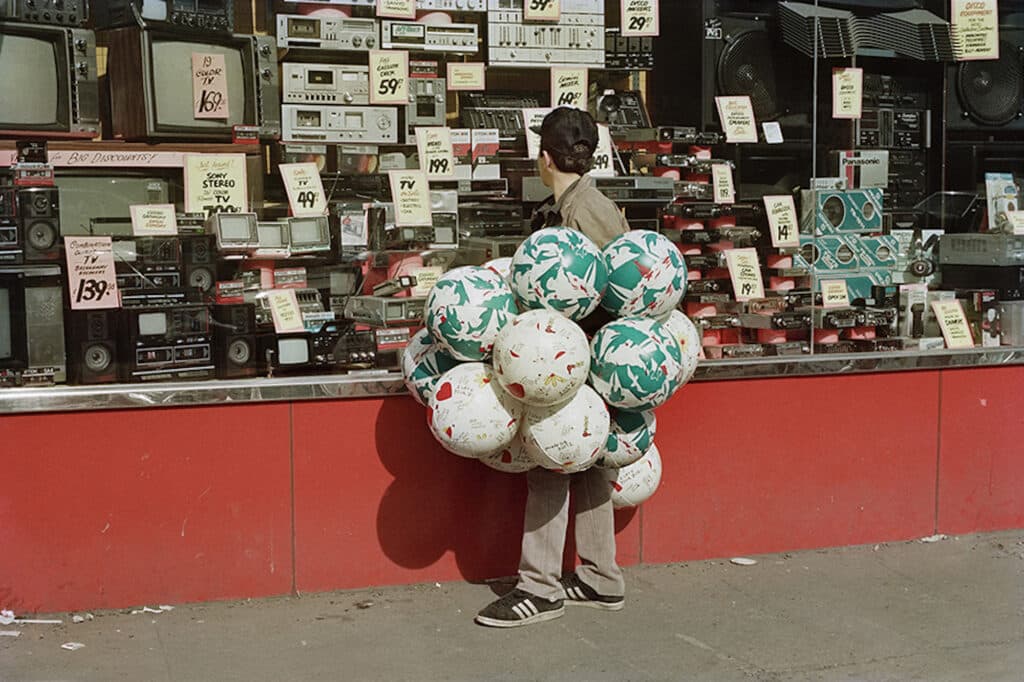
[475,589,565,628]
[560,574,625,611]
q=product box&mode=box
[834,150,890,189]
[815,188,884,234]
[958,289,1001,348]
[985,172,1020,232]
[898,283,928,338]
[471,128,501,180]
[451,128,473,181]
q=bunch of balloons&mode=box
[401,227,701,508]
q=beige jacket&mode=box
[532,175,630,248]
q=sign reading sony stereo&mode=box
[191,53,230,120]
[376,0,416,19]
[370,50,410,105]
[524,0,561,22]
[279,162,328,217]
[388,170,432,226]
[64,236,120,311]
[184,153,248,216]
[621,0,659,37]
[551,68,588,109]
[415,127,456,180]
[951,0,1000,61]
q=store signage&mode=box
[832,67,863,120]
[129,204,178,236]
[446,63,486,91]
[64,236,120,311]
[524,107,554,160]
[192,53,229,120]
[621,0,659,37]
[388,170,432,226]
[416,127,456,180]
[370,50,410,105]
[1007,211,1024,235]
[412,266,444,296]
[762,121,784,144]
[267,289,306,334]
[951,0,1000,61]
[551,67,588,109]
[589,124,615,178]
[821,280,851,308]
[714,96,757,143]
[932,299,975,348]
[524,0,560,22]
[711,163,735,205]
[280,162,328,218]
[184,153,248,216]
[726,248,765,301]
[377,0,416,19]
[763,195,800,248]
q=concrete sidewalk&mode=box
[2,531,1022,682]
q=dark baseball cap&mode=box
[530,107,599,160]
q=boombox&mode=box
[0,265,66,386]
[282,104,399,144]
[66,308,119,385]
[93,0,234,31]
[276,15,379,51]
[119,304,215,382]
[112,236,181,290]
[0,0,87,25]
[381,20,479,53]
[0,187,62,264]
[282,63,370,105]
[212,303,258,379]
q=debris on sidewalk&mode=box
[920,534,948,543]
[0,609,62,625]
[129,605,174,615]
[71,613,95,624]
[60,642,86,651]
[730,557,758,566]
[0,631,21,637]
[355,600,375,610]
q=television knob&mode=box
[259,43,271,57]
[75,39,86,52]
[343,93,354,104]
[261,68,273,81]
[77,62,88,76]
[366,36,376,48]
[352,35,362,48]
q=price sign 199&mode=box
[428,158,451,175]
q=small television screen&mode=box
[59,176,171,237]
[138,312,168,336]
[151,38,248,130]
[0,289,12,361]
[278,338,309,365]
[219,215,255,241]
[290,219,322,245]
[258,222,287,248]
[0,34,60,128]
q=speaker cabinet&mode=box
[182,234,216,295]
[66,308,119,385]
[212,303,258,379]
[946,20,1024,131]
[18,188,62,263]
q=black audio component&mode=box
[0,264,66,386]
[0,0,87,25]
[16,187,61,262]
[594,90,651,133]
[182,234,216,294]
[604,28,654,70]
[946,19,1024,132]
[212,303,257,379]
[459,91,544,148]
[119,303,215,382]
[66,308,120,385]
[887,150,928,211]
[93,0,234,31]
[940,264,1024,300]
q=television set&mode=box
[0,23,99,138]
[0,265,66,385]
[57,175,172,236]
[104,26,280,140]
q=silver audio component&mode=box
[282,104,399,144]
[282,63,370,105]
[487,0,604,68]
[276,14,379,51]
[381,20,479,53]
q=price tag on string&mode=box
[388,170,432,227]
[183,153,248,217]
[279,162,328,217]
[129,204,178,236]
[376,0,415,19]
[550,67,588,109]
[192,53,230,120]
[832,67,863,120]
[369,50,409,106]
[446,63,486,91]
[524,0,560,21]
[711,164,735,204]
[589,124,615,178]
[951,0,999,61]
[821,280,851,308]
[763,195,799,247]
[620,0,659,37]
[726,248,765,302]
[932,299,975,348]
[266,289,306,335]
[714,96,757,143]
[64,236,120,311]
[415,127,456,180]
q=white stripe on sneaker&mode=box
[525,601,539,616]
[512,604,527,619]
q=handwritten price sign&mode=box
[621,0,659,37]
[763,195,799,247]
[446,62,486,91]
[184,153,249,217]
[416,127,456,180]
[266,289,306,335]
[951,0,999,61]
[551,67,588,110]
[370,50,409,105]
[714,95,758,143]
[64,236,120,310]
[192,53,230,120]
[588,124,615,178]
[832,67,863,120]
[280,162,328,217]
[388,170,432,227]
[726,248,765,302]
[932,299,975,348]
[524,0,560,21]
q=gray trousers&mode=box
[516,466,625,601]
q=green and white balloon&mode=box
[401,328,461,407]
[658,310,702,387]
[601,231,687,318]
[589,317,684,411]
[597,409,657,469]
[510,227,608,322]
[425,266,518,361]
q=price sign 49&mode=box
[621,0,659,37]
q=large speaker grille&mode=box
[717,30,780,120]
[955,41,1023,127]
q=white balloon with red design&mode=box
[658,310,702,387]
[480,433,535,473]
[484,257,513,284]
[401,328,461,407]
[492,309,591,407]
[605,443,663,508]
[427,363,524,459]
[521,384,610,474]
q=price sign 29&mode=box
[621,0,659,37]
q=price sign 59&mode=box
[621,0,659,37]
[370,50,410,105]
[525,0,560,20]
[64,236,121,311]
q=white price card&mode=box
[621,0,659,37]
[712,163,735,205]
[388,170,432,227]
[266,289,306,335]
[280,162,328,218]
[524,107,553,160]
[551,67,588,109]
[377,0,415,19]
[524,0,560,21]
[588,124,615,178]
[932,299,975,348]
[415,127,456,179]
[1007,211,1024,235]
[951,0,1000,61]
[763,195,800,248]
[183,153,248,216]
[192,53,229,120]
[726,248,765,302]
[64,236,121,310]
[714,96,757,143]
[129,204,178,237]
[821,280,851,309]
[446,62,486,91]
[832,67,863,120]
[369,50,409,106]
[412,266,444,297]
[762,121,784,144]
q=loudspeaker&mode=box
[18,188,62,262]
[182,234,216,295]
[946,18,1024,131]
[212,303,258,379]
[66,308,119,385]
[651,0,811,135]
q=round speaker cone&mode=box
[717,30,781,120]
[822,196,846,228]
[956,41,1023,127]
[85,343,112,372]
[27,221,57,250]
[189,267,214,292]
[228,338,252,366]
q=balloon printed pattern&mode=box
[511,228,609,322]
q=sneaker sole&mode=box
[564,599,625,611]
[475,607,565,628]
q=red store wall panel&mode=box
[937,366,1024,534]
[0,404,293,613]
[292,396,640,594]
[642,372,941,564]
